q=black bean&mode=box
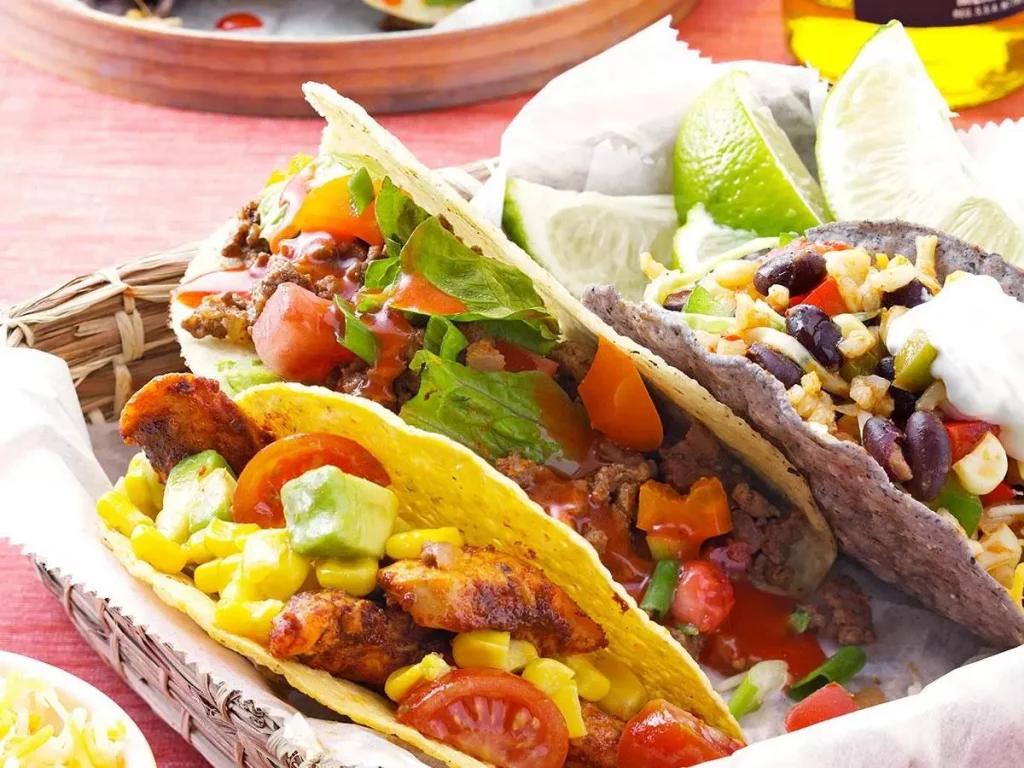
[785,304,843,369]
[890,387,918,424]
[862,417,913,483]
[876,356,895,380]
[882,279,931,309]
[663,289,691,312]
[753,241,827,296]
[903,411,951,502]
[748,342,804,389]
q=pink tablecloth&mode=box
[3,0,1023,764]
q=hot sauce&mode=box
[389,270,468,316]
[175,266,263,308]
[346,304,418,405]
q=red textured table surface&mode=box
[3,1,1023,765]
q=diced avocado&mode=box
[282,465,398,559]
[217,360,282,396]
[894,329,937,392]
[683,285,733,317]
[156,451,233,544]
[188,468,237,534]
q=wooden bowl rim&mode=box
[53,0,606,46]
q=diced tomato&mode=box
[397,669,569,768]
[796,276,847,316]
[638,478,733,560]
[983,481,1018,506]
[670,560,735,634]
[493,339,559,376]
[618,699,742,768]
[784,682,858,732]
[251,283,355,383]
[578,337,664,452]
[945,421,1000,463]
[270,173,384,250]
[232,433,390,528]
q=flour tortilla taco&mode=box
[170,84,849,688]
[585,220,1024,647]
[101,373,744,767]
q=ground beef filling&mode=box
[800,575,876,646]
[221,201,269,264]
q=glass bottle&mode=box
[783,0,1024,108]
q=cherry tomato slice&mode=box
[618,699,742,768]
[252,283,355,384]
[397,669,569,768]
[670,560,735,634]
[232,433,390,528]
[578,336,664,452]
[784,682,858,732]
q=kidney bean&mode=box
[882,279,931,309]
[748,342,804,389]
[890,387,918,424]
[753,241,827,296]
[663,289,691,312]
[785,304,843,369]
[903,411,951,502]
[863,417,913,483]
[876,355,896,380]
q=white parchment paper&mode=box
[0,347,429,768]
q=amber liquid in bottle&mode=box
[783,0,1024,107]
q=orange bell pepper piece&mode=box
[638,478,733,560]
[796,276,847,317]
[269,171,384,251]
[577,337,664,452]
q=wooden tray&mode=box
[0,0,698,116]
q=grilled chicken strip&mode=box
[269,590,450,690]
[120,373,270,478]
[566,702,625,768]
[378,546,606,657]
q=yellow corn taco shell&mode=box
[100,382,744,765]
[171,82,835,598]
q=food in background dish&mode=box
[362,0,469,27]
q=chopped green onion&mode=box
[348,168,375,216]
[334,297,378,365]
[640,560,679,619]
[787,646,866,701]
[789,607,812,634]
[728,660,788,719]
[677,623,700,636]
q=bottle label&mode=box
[856,0,1024,26]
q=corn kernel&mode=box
[506,640,539,673]
[194,554,242,594]
[711,259,758,290]
[96,490,154,537]
[214,599,284,643]
[130,525,187,574]
[123,453,165,517]
[592,656,646,720]
[954,432,1008,496]
[220,570,264,602]
[205,519,261,558]
[561,656,611,702]
[384,653,452,702]
[315,558,379,596]
[184,529,216,565]
[386,528,464,560]
[1010,563,1024,607]
[242,530,310,602]
[874,253,890,270]
[522,659,586,738]
[453,630,510,669]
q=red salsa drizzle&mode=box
[345,303,418,405]
[389,269,468,316]
[215,11,264,31]
[701,580,825,679]
[266,165,317,251]
[175,265,265,308]
[279,232,368,301]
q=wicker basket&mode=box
[3,160,494,768]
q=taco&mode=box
[585,220,1024,647]
[169,83,849,684]
[101,373,744,767]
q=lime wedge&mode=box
[502,177,676,299]
[673,70,829,237]
[817,21,1024,265]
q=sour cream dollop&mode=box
[886,273,1024,460]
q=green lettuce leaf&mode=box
[375,178,432,259]
[423,316,469,362]
[348,167,375,216]
[364,256,400,290]
[401,352,582,465]
[334,298,378,365]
